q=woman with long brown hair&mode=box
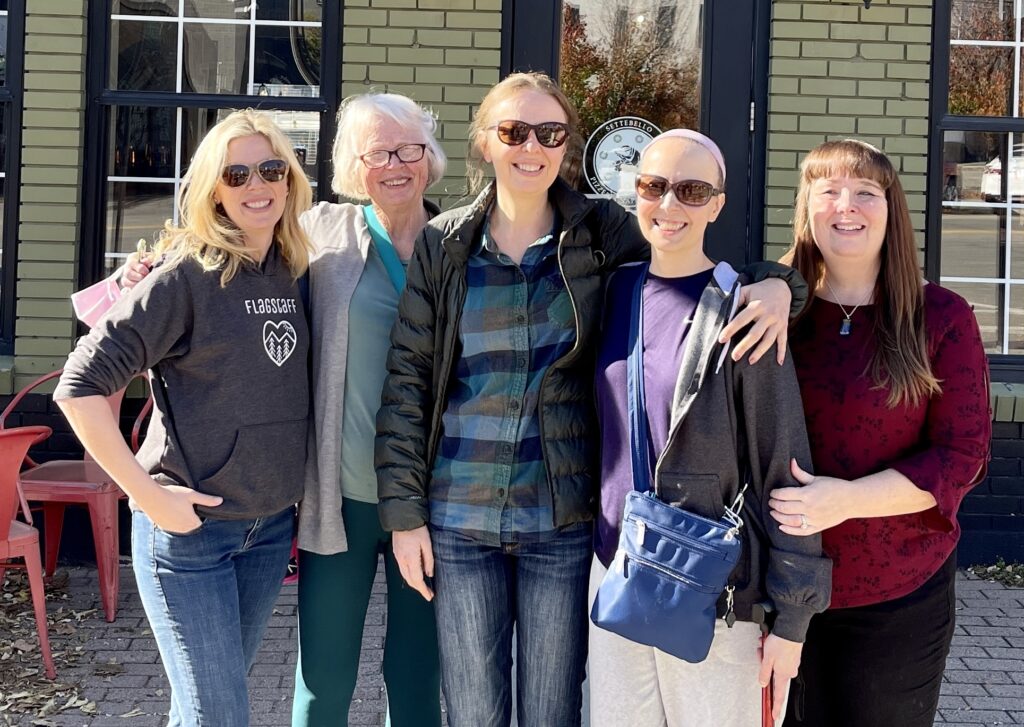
[773,139,991,727]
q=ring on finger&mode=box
[800,514,809,530]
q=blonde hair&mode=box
[782,139,940,408]
[156,109,314,286]
[466,72,582,193]
[331,92,446,200]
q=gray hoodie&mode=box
[54,246,309,520]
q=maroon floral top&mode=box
[790,283,991,609]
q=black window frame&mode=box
[928,0,1024,377]
[80,0,341,290]
[0,0,26,355]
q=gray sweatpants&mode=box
[588,556,781,727]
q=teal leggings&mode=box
[291,498,441,727]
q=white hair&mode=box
[331,92,447,199]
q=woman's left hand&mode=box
[759,633,802,723]
[718,278,792,366]
[769,459,852,536]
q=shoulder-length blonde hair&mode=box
[782,139,940,408]
[466,72,582,194]
[156,109,314,286]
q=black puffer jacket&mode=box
[375,178,808,533]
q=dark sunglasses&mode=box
[490,120,570,148]
[635,174,723,207]
[221,158,289,188]
[360,143,427,169]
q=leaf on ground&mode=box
[120,708,145,718]
[10,640,34,653]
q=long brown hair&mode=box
[781,139,940,408]
[466,72,582,193]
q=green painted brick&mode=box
[24,34,85,53]
[17,243,76,262]
[418,29,473,46]
[801,116,856,133]
[773,21,829,39]
[828,60,887,78]
[904,81,930,99]
[475,30,501,49]
[17,338,77,356]
[770,134,827,152]
[344,46,387,63]
[16,318,76,338]
[13,358,75,379]
[417,67,472,84]
[769,115,799,132]
[771,58,829,76]
[445,12,501,29]
[771,95,828,114]
[829,97,885,115]
[344,27,369,43]
[767,207,797,225]
[888,25,931,43]
[857,117,905,135]
[907,7,933,25]
[388,10,445,27]
[18,222,78,242]
[773,4,801,20]
[369,27,416,45]
[886,99,929,116]
[16,280,75,298]
[20,205,78,224]
[905,118,929,135]
[901,175,927,193]
[372,0,417,7]
[420,0,475,8]
[858,80,903,96]
[902,156,928,173]
[22,91,84,110]
[27,0,84,14]
[344,9,388,25]
[25,54,83,72]
[443,121,472,140]
[26,15,84,35]
[25,72,84,92]
[906,45,931,62]
[343,65,368,82]
[862,6,906,23]
[21,147,82,166]
[445,48,500,66]
[768,150,798,168]
[766,188,797,206]
[802,4,860,22]
[764,226,793,245]
[772,40,801,57]
[369,65,415,83]
[346,0,369,5]
[20,186,79,204]
[800,41,858,58]
[434,103,471,120]
[476,0,501,9]
[473,68,500,85]
[887,63,930,80]
[22,128,80,147]
[859,43,905,61]
[21,167,79,185]
[883,137,927,154]
[381,83,444,102]
[22,109,82,128]
[830,23,887,41]
[799,77,857,95]
[443,85,489,104]
[769,77,800,94]
[388,47,446,65]
[341,81,370,96]
[17,261,76,279]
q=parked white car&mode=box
[981,145,1024,201]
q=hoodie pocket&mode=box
[199,419,308,496]
[655,472,726,521]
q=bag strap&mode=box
[626,264,652,492]
[362,204,407,295]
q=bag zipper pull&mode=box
[635,518,646,546]
[724,585,736,628]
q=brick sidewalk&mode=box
[2,566,1021,726]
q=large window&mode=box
[932,0,1024,356]
[84,0,339,281]
[0,0,23,354]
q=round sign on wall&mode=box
[583,117,662,199]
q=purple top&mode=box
[594,264,713,566]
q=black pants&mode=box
[785,552,956,727]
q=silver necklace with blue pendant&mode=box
[825,279,871,336]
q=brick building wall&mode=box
[340,0,503,206]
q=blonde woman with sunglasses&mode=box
[54,110,313,727]
[375,73,806,727]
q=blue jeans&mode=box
[132,507,294,727]
[431,523,592,727]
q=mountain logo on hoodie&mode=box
[263,320,297,367]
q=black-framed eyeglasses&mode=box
[360,143,427,169]
[635,174,723,207]
[221,158,289,188]
[489,120,570,148]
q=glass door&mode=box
[506,0,761,265]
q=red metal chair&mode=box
[1,369,151,623]
[0,425,57,679]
